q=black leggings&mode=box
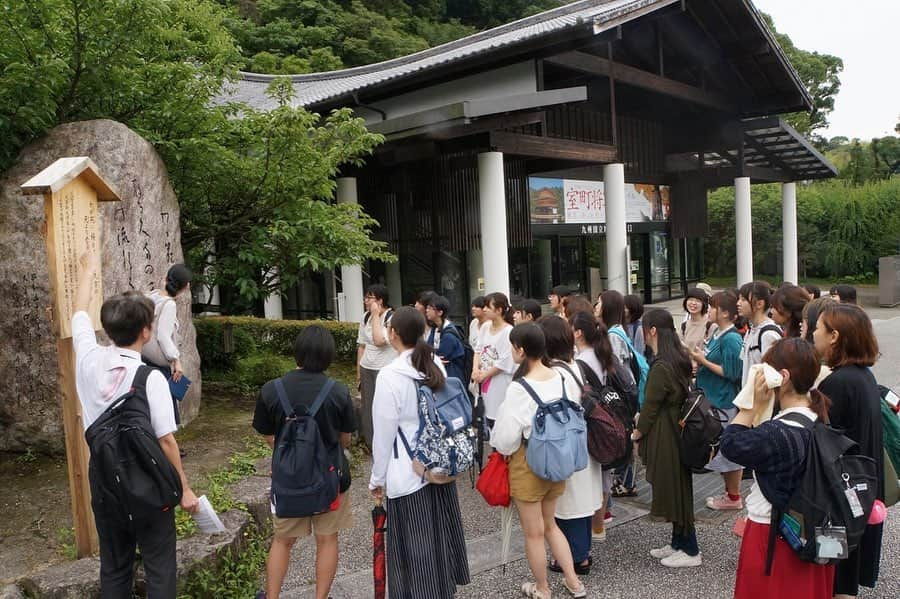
[672,524,699,556]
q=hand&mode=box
[630,430,643,442]
[369,486,384,502]
[171,358,183,383]
[690,347,705,363]
[371,301,384,318]
[752,370,770,410]
[180,487,200,514]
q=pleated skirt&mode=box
[386,483,470,599]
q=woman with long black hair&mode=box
[368,307,470,599]
[631,309,700,567]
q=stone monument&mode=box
[0,119,202,453]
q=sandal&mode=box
[549,558,591,575]
[564,580,587,598]
[521,581,550,599]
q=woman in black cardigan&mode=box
[813,303,884,598]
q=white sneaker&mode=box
[660,550,702,568]
[649,544,677,559]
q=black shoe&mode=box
[549,557,591,575]
[179,449,187,458]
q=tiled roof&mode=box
[215,0,677,110]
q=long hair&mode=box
[624,294,644,324]
[762,338,831,422]
[818,303,879,368]
[485,291,515,325]
[389,306,445,389]
[642,309,691,386]
[537,315,574,363]
[771,284,810,338]
[509,322,550,380]
[599,290,626,326]
[571,311,614,372]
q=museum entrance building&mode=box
[222,0,836,323]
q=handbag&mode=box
[476,451,510,507]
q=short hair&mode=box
[802,284,821,299]
[683,287,710,315]
[802,296,836,344]
[293,325,336,372]
[563,295,593,321]
[520,299,542,321]
[709,290,738,321]
[416,290,435,306]
[365,284,390,305]
[100,292,155,346]
[829,284,857,305]
[819,303,878,368]
[471,295,485,309]
[537,314,574,363]
[549,285,571,298]
[430,294,450,319]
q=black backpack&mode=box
[766,413,878,573]
[747,323,783,354]
[442,323,475,387]
[84,366,183,521]
[271,377,341,518]
[677,380,723,473]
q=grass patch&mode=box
[177,523,270,599]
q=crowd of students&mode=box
[70,258,886,599]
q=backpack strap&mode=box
[308,378,336,418]
[273,378,296,419]
[516,378,546,408]
[777,412,815,429]
[575,359,604,389]
[273,377,335,421]
[551,361,583,391]
[749,323,783,353]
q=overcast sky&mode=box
[753,0,898,140]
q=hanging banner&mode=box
[529,177,670,226]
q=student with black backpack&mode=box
[253,325,356,599]
[424,294,472,384]
[721,338,838,598]
[72,253,199,598]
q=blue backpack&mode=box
[609,326,649,407]
[516,375,588,482]
[271,377,340,518]
[396,376,475,478]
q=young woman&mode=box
[491,323,586,599]
[368,307,470,599]
[142,263,192,426]
[721,338,836,598]
[737,281,783,387]
[632,309,700,568]
[538,315,603,576]
[356,284,397,448]
[800,296,835,343]
[469,295,486,348]
[771,284,811,339]
[690,291,746,511]
[570,312,636,537]
[472,292,516,428]
[679,287,711,352]
[623,293,646,356]
[813,304,884,598]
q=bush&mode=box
[233,353,297,389]
[194,316,358,372]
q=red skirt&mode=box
[734,520,834,599]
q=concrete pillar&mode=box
[263,270,283,320]
[604,163,627,293]
[385,258,403,309]
[735,176,753,285]
[478,152,510,297]
[782,182,798,284]
[337,177,365,323]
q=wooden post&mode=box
[21,157,121,558]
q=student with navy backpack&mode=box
[253,325,356,599]
[492,323,587,599]
[368,307,470,599]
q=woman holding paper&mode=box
[142,263,192,426]
[720,338,835,598]
[813,304,884,598]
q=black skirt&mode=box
[386,483,470,599]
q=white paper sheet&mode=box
[191,495,226,534]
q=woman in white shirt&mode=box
[468,295,487,348]
[737,281,783,386]
[538,315,603,576]
[356,284,398,448]
[472,292,516,428]
[492,323,586,599]
[368,307,470,599]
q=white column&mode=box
[385,258,403,309]
[782,182,798,284]
[263,270,283,320]
[337,177,365,323]
[735,176,753,285]
[478,152,510,297]
[604,163,627,293]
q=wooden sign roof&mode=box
[20,156,120,201]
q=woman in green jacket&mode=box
[632,309,699,568]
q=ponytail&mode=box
[411,339,445,390]
[809,388,832,424]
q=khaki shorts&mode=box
[272,493,353,539]
[508,445,566,503]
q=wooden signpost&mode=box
[21,157,121,558]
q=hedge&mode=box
[194,316,358,373]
